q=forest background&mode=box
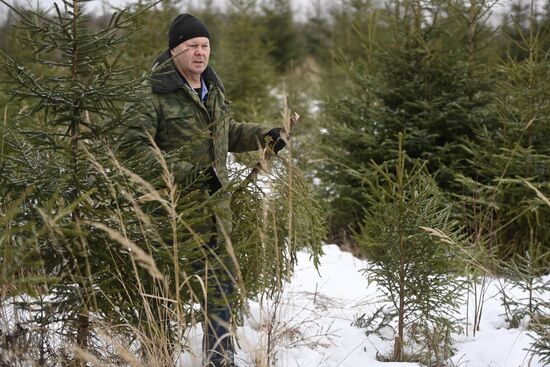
[0,0,549,365]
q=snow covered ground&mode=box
[182,244,548,367]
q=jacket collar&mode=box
[150,49,225,95]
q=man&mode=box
[118,13,286,367]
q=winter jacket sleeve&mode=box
[117,97,195,187]
[227,119,273,153]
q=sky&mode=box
[0,0,314,22]
[0,0,519,25]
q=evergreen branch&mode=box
[0,52,68,106]
[109,0,162,26]
[2,129,41,170]
[54,2,72,39]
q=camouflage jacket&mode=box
[118,50,272,237]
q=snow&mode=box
[178,244,548,367]
[1,244,547,366]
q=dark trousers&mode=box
[201,237,235,366]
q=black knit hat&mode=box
[168,14,210,48]
[168,14,210,49]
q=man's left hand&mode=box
[265,128,287,154]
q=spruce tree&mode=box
[457,0,550,262]
[0,0,152,360]
[301,0,332,65]
[259,0,304,73]
[214,0,277,123]
[500,0,533,61]
[1,1,326,363]
[354,135,462,363]
[231,150,325,300]
[316,0,499,241]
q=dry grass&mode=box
[0,101,325,367]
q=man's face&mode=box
[170,36,210,79]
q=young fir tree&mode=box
[330,0,376,62]
[0,0,159,360]
[354,135,462,363]
[499,241,550,363]
[301,0,332,66]
[214,0,277,123]
[312,0,380,243]
[500,243,550,329]
[259,0,304,73]
[1,1,326,363]
[457,0,550,262]
[230,155,325,298]
[316,0,499,242]
[500,0,535,61]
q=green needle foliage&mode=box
[354,135,462,363]
[259,0,304,73]
[0,1,325,363]
[531,317,550,365]
[456,0,550,263]
[499,242,550,364]
[0,0,154,361]
[231,154,325,302]
[121,0,181,77]
[500,243,550,329]
[317,0,499,243]
[214,0,277,123]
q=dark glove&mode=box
[203,166,222,193]
[265,128,287,154]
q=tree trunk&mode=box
[76,311,89,349]
[394,237,405,361]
